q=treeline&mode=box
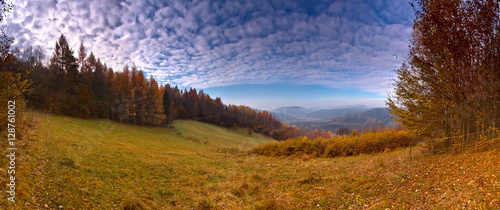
[4,34,320,140]
[23,35,165,126]
[388,0,500,148]
[163,84,287,136]
[163,86,337,139]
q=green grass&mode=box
[1,112,500,209]
[1,112,273,209]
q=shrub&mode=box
[251,127,419,158]
[0,71,31,139]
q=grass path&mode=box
[1,112,499,209]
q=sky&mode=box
[4,0,415,110]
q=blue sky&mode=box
[5,0,415,109]
[204,84,385,109]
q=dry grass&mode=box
[0,112,499,209]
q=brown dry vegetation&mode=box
[251,128,419,158]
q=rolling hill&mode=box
[305,106,371,120]
[277,107,395,132]
[327,107,394,128]
[0,112,273,209]
[271,106,371,122]
[271,106,311,116]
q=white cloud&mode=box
[6,0,413,97]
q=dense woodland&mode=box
[388,0,500,148]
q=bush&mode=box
[0,71,30,141]
[251,127,419,158]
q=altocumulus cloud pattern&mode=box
[5,0,413,95]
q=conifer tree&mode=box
[132,70,147,125]
[49,34,79,116]
[145,76,165,126]
[163,88,172,127]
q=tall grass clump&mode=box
[251,127,419,158]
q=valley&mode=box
[271,106,394,132]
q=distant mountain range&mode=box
[270,106,396,132]
[271,106,315,118]
[305,106,372,120]
[270,105,372,121]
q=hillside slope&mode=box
[1,112,499,209]
[0,112,273,209]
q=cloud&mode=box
[5,0,413,97]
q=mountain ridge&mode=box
[271,107,395,132]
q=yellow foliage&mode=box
[0,71,31,136]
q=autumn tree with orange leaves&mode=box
[388,0,500,147]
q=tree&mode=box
[78,42,87,72]
[163,88,172,127]
[51,34,79,85]
[0,0,13,62]
[115,66,131,123]
[388,0,500,147]
[131,70,147,125]
[105,67,116,119]
[77,47,98,117]
[92,58,107,117]
[145,76,165,126]
[82,51,94,86]
[0,0,33,142]
[18,46,48,108]
[49,34,80,116]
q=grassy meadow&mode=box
[1,112,500,209]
